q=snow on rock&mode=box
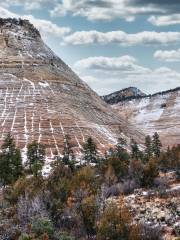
[112,88,180,147]
[107,178,180,239]
[0,18,144,162]
[39,81,49,88]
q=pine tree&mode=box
[116,137,127,153]
[12,148,23,181]
[0,153,12,186]
[160,146,171,169]
[152,132,162,158]
[27,141,45,177]
[82,137,97,164]
[62,135,76,171]
[52,150,61,168]
[130,139,140,160]
[5,133,23,183]
[0,133,23,186]
[142,158,159,187]
[144,135,153,161]
[115,137,129,165]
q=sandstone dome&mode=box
[0,18,144,160]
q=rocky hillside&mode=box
[102,87,146,104]
[0,18,144,160]
[108,171,180,240]
[104,87,180,147]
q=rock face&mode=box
[106,87,180,147]
[102,87,146,105]
[107,172,180,239]
[0,18,144,159]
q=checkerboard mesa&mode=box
[0,18,144,161]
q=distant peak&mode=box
[0,18,41,39]
[102,87,146,104]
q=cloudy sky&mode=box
[1,0,180,95]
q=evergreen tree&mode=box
[130,139,140,160]
[116,137,127,153]
[62,135,76,171]
[142,158,159,187]
[106,155,129,180]
[102,138,130,181]
[160,146,171,170]
[82,137,97,164]
[52,150,62,167]
[0,133,23,186]
[107,147,114,157]
[0,153,12,186]
[152,132,162,158]
[11,148,23,181]
[115,137,130,166]
[170,145,180,172]
[144,135,153,161]
[27,141,45,177]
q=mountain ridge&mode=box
[0,18,144,164]
[103,86,180,104]
[102,86,146,104]
[107,86,180,147]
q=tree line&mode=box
[0,131,179,187]
[0,132,179,239]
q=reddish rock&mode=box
[0,18,144,159]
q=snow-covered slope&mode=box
[111,88,180,147]
[0,18,144,159]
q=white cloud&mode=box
[2,0,180,24]
[81,75,98,84]
[0,6,71,38]
[148,14,180,26]
[127,67,180,93]
[50,0,164,22]
[1,0,54,10]
[74,56,180,95]
[80,67,180,95]
[0,6,17,18]
[63,30,180,46]
[154,49,180,62]
[24,15,71,38]
[74,56,150,74]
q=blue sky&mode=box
[1,0,180,95]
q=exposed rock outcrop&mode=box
[0,18,144,160]
[104,87,180,147]
[107,172,180,239]
[102,87,146,104]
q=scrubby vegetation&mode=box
[0,132,179,239]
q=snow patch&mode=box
[39,81,49,88]
[96,124,117,144]
[23,78,35,90]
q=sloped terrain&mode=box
[104,88,180,147]
[108,172,180,240]
[102,87,146,104]
[0,18,144,159]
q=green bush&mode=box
[97,200,140,240]
[54,232,75,240]
[142,159,159,187]
[32,218,54,237]
[18,234,32,240]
